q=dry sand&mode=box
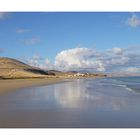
[0,78,65,95]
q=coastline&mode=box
[0,78,66,95]
[0,76,107,95]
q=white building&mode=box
[74,73,85,77]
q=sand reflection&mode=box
[54,80,87,108]
[52,79,140,111]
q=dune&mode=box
[0,57,66,94]
[0,57,55,79]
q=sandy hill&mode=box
[0,57,52,79]
[47,70,78,76]
[47,70,62,75]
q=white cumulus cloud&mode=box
[27,55,54,70]
[110,47,124,55]
[23,46,140,74]
[39,59,54,70]
[55,47,105,71]
[54,47,140,73]
[126,13,140,27]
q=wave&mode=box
[109,83,134,92]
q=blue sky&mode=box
[0,12,140,72]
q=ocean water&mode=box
[111,76,140,93]
[0,77,140,127]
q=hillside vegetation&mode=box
[0,57,50,79]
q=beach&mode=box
[0,78,65,94]
[0,77,140,127]
[0,76,106,95]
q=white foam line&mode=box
[110,83,134,92]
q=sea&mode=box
[0,76,140,127]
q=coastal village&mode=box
[57,72,107,78]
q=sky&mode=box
[0,12,140,73]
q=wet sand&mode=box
[0,78,140,127]
[1,77,140,127]
[0,78,65,94]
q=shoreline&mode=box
[0,76,107,95]
[0,78,67,95]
